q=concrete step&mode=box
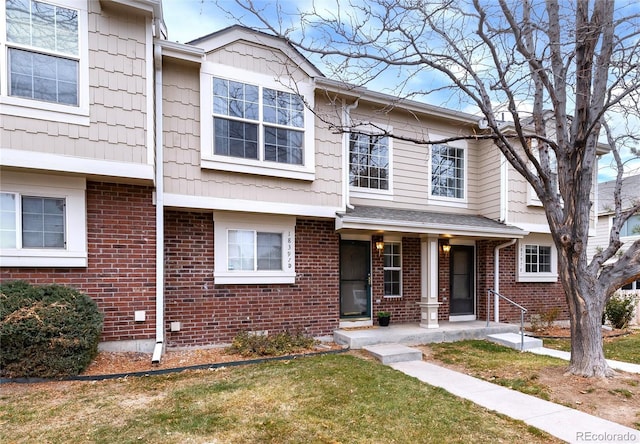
[487,332,543,351]
[364,344,423,364]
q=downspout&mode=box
[343,99,359,210]
[151,39,165,364]
[493,239,516,323]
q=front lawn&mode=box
[544,329,640,364]
[0,353,559,443]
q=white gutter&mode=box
[493,239,517,322]
[343,99,359,210]
[151,39,165,364]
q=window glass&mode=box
[0,193,17,248]
[21,196,65,248]
[257,232,282,270]
[621,214,640,237]
[525,244,551,273]
[5,0,79,106]
[212,77,305,165]
[383,242,401,296]
[349,133,389,190]
[431,145,464,198]
[228,230,254,271]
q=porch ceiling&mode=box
[336,205,527,238]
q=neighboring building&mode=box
[589,175,640,292]
[1,0,601,354]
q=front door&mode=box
[450,245,475,316]
[340,240,371,319]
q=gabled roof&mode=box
[337,205,527,238]
[598,175,640,214]
[188,25,323,78]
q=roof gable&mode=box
[188,25,322,78]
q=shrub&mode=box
[226,330,317,357]
[604,292,637,330]
[0,281,103,378]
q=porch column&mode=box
[419,235,441,328]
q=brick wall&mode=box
[372,236,421,324]
[476,240,568,323]
[0,182,157,342]
[164,212,340,347]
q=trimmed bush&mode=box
[604,292,637,330]
[0,281,103,378]
[226,330,317,357]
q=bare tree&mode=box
[220,0,640,377]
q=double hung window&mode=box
[383,242,402,297]
[431,144,465,199]
[349,133,389,191]
[517,236,557,282]
[5,0,79,106]
[212,77,305,166]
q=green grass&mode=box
[542,330,640,364]
[427,340,564,400]
[0,353,561,443]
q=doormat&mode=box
[340,326,379,331]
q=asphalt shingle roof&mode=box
[338,205,526,238]
[598,175,640,213]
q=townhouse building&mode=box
[1,0,594,356]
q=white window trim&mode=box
[200,63,315,181]
[348,123,394,197]
[0,0,90,125]
[516,235,558,283]
[383,236,402,298]
[0,172,87,267]
[428,136,468,206]
[213,212,296,284]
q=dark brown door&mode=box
[450,245,475,315]
[340,240,371,319]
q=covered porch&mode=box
[334,320,520,349]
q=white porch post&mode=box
[419,235,441,328]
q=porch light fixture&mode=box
[375,241,384,256]
[442,244,451,253]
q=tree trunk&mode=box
[567,296,612,377]
[560,247,613,377]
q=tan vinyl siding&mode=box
[588,215,612,259]
[205,41,309,84]
[348,103,480,214]
[505,163,549,226]
[0,2,149,165]
[476,140,502,220]
[162,59,343,209]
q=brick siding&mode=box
[0,182,157,342]
[164,212,340,347]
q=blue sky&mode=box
[162,0,640,182]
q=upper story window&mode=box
[349,133,389,191]
[431,144,465,200]
[1,0,89,124]
[6,0,78,105]
[620,214,640,237]
[383,241,402,297]
[201,63,315,181]
[212,78,305,165]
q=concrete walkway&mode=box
[528,347,640,374]
[391,360,639,443]
[382,350,640,444]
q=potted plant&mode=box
[377,311,391,327]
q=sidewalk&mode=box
[389,358,640,444]
[528,347,640,374]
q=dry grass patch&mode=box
[1,353,561,443]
